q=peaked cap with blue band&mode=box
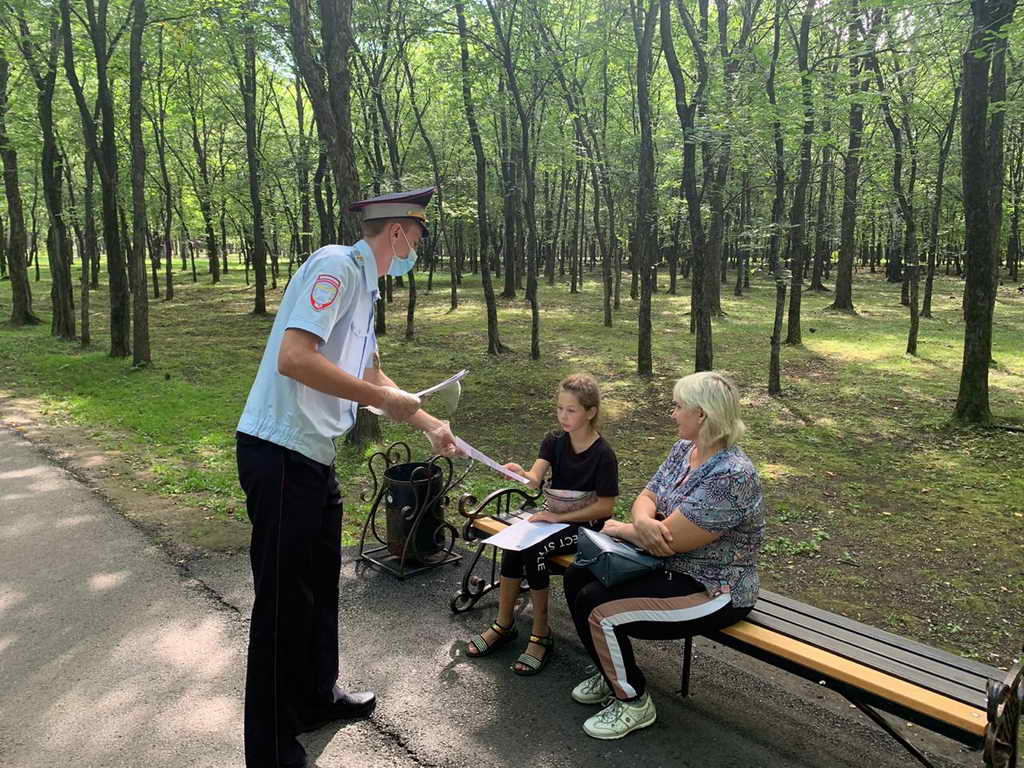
[348,186,436,233]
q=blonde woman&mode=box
[563,371,764,740]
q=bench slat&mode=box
[470,516,515,536]
[746,611,987,709]
[718,621,987,737]
[757,590,998,681]
[749,596,992,696]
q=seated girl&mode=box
[465,373,619,675]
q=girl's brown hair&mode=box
[558,373,602,429]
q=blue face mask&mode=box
[388,228,419,277]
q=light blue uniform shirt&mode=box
[237,240,379,465]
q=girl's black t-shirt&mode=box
[539,431,619,498]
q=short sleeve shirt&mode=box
[237,240,380,465]
[539,432,619,529]
[646,440,765,607]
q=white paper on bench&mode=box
[480,518,569,551]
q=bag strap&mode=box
[574,553,600,568]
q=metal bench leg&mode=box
[449,542,500,613]
[844,694,936,768]
[984,649,1023,768]
[680,636,693,697]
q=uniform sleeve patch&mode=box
[310,274,341,311]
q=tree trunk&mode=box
[811,64,836,293]
[766,0,786,392]
[129,0,151,364]
[28,172,39,283]
[150,29,176,302]
[988,6,1011,285]
[632,0,658,375]
[237,7,267,315]
[0,49,40,326]
[1008,125,1022,282]
[734,171,750,297]
[77,160,92,345]
[497,81,518,300]
[15,14,75,340]
[182,65,220,284]
[705,1,757,315]
[785,0,815,346]
[313,150,332,246]
[288,0,360,244]
[295,70,312,264]
[402,51,452,316]
[954,0,1017,423]
[537,20,615,327]
[487,0,541,359]
[61,0,130,355]
[769,274,787,396]
[219,193,229,273]
[455,1,507,353]
[662,0,712,371]
[570,162,582,294]
[322,0,360,243]
[923,87,960,318]
[404,269,417,339]
[871,36,920,354]
[832,6,878,312]
[542,169,555,286]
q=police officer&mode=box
[235,187,455,768]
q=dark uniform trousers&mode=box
[236,432,343,768]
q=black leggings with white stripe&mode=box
[564,564,751,701]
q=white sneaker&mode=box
[582,692,657,740]
[571,672,612,704]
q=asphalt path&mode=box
[1,426,978,767]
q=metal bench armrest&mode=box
[984,644,1024,768]
[458,486,543,521]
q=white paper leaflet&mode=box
[453,436,530,485]
[479,517,570,551]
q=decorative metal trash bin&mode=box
[358,442,464,579]
[383,461,444,561]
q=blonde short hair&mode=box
[672,371,745,450]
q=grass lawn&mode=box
[1,254,1022,666]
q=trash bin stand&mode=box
[357,441,467,579]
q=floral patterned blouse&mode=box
[645,440,764,607]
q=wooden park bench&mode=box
[449,486,1023,768]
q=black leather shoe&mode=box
[299,687,377,733]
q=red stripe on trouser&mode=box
[589,592,718,700]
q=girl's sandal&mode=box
[512,634,554,676]
[466,621,518,657]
